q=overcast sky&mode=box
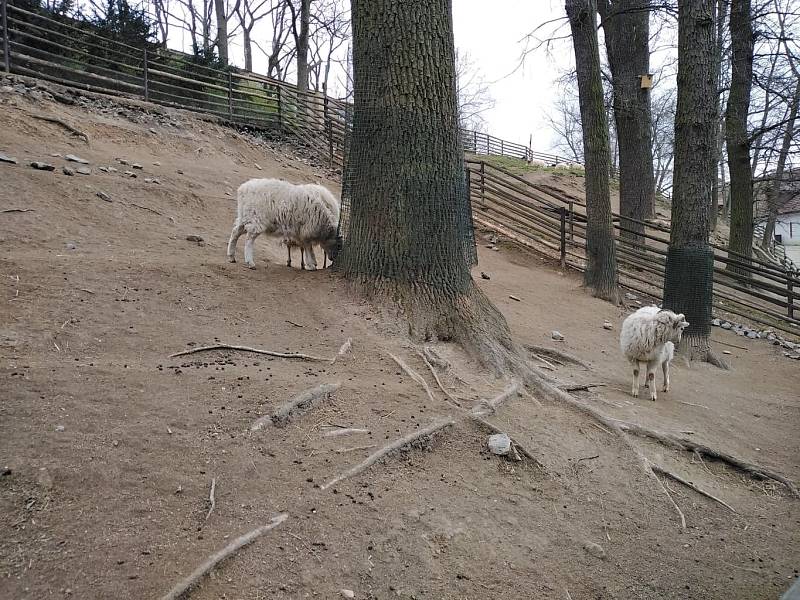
[452,0,572,152]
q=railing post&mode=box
[500,138,504,157]
[479,161,485,207]
[2,0,10,73]
[142,48,149,102]
[324,94,333,167]
[789,277,795,320]
[473,130,477,153]
[276,84,283,131]
[560,207,567,269]
[227,71,233,118]
[568,201,574,242]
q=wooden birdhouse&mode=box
[640,74,654,89]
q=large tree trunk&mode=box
[339,0,521,371]
[597,0,656,242]
[243,25,253,71]
[566,0,620,302]
[663,0,725,367]
[214,0,228,64]
[725,0,754,276]
[761,78,799,248]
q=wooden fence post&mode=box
[500,138,504,157]
[227,72,233,117]
[324,94,333,167]
[789,278,795,320]
[568,201,574,242]
[2,0,10,73]
[560,207,567,268]
[465,164,471,202]
[479,161,485,206]
[142,48,149,102]
[276,85,283,130]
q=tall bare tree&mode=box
[566,0,620,302]
[234,0,274,71]
[455,49,495,132]
[725,0,755,275]
[287,0,311,91]
[663,0,726,367]
[598,0,656,241]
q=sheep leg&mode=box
[300,247,305,270]
[286,243,292,267]
[323,250,328,269]
[662,359,670,393]
[227,221,245,263]
[243,230,260,269]
[646,361,658,401]
[304,245,318,270]
[631,361,640,398]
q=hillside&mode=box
[1,75,799,599]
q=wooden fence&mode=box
[467,159,800,339]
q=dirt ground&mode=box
[1,81,799,600]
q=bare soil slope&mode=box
[1,80,799,600]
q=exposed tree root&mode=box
[561,383,606,392]
[159,514,288,600]
[652,466,736,513]
[1,208,35,214]
[204,478,216,522]
[423,346,449,370]
[680,335,730,370]
[651,468,687,529]
[389,352,437,404]
[523,344,590,369]
[471,382,521,418]
[320,418,455,490]
[417,350,461,407]
[31,114,89,143]
[251,382,341,431]
[170,343,330,361]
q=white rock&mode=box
[551,331,564,341]
[65,154,89,164]
[488,433,512,455]
[55,425,65,432]
[583,541,606,559]
[340,590,355,599]
[603,321,613,330]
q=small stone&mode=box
[96,191,112,202]
[30,161,55,171]
[624,292,637,301]
[488,433,512,455]
[254,163,262,170]
[551,331,564,341]
[65,241,77,250]
[0,153,18,164]
[603,321,613,330]
[186,235,204,243]
[98,166,109,173]
[788,354,800,360]
[746,331,758,339]
[55,425,65,432]
[177,169,184,174]
[144,178,161,184]
[149,128,158,135]
[112,440,119,447]
[480,272,490,280]
[108,167,118,173]
[723,350,732,355]
[1,467,11,477]
[509,294,521,302]
[736,329,746,336]
[65,154,89,164]
[132,163,143,170]
[118,158,129,165]
[721,322,733,330]
[340,589,355,599]
[583,541,606,559]
[153,161,161,166]
[75,167,91,175]
[62,166,75,176]
[124,170,137,178]
[711,319,721,327]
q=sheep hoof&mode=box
[227,255,236,263]
[245,262,256,270]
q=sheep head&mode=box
[322,233,343,263]
[656,309,689,344]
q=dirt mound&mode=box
[1,81,799,599]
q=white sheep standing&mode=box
[620,305,689,401]
[284,186,341,270]
[226,178,341,270]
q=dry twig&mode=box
[1,208,34,213]
[251,382,341,431]
[652,466,736,513]
[389,352,437,404]
[417,350,461,407]
[204,478,216,521]
[320,419,455,490]
[170,343,329,361]
[159,513,288,600]
[471,382,521,417]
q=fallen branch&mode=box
[651,469,687,529]
[159,513,288,600]
[471,382,521,418]
[323,427,369,438]
[389,352,436,404]
[417,350,461,407]
[561,383,606,392]
[170,343,329,361]
[529,351,558,370]
[652,466,736,513]
[204,478,216,521]
[334,444,377,454]
[678,401,709,410]
[1,208,34,213]
[714,339,748,351]
[31,114,89,143]
[128,202,163,216]
[523,344,589,369]
[320,418,455,490]
[251,382,341,430]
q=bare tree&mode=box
[547,88,585,162]
[455,49,495,132]
[308,0,350,93]
[234,0,275,71]
[286,0,311,91]
[566,0,620,302]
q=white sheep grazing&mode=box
[620,305,689,401]
[284,187,341,269]
[226,178,340,270]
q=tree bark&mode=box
[214,0,228,63]
[566,0,620,302]
[709,0,728,232]
[761,77,799,248]
[597,0,656,242]
[289,0,310,92]
[339,0,525,371]
[725,0,754,277]
[243,25,253,71]
[663,0,726,367]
